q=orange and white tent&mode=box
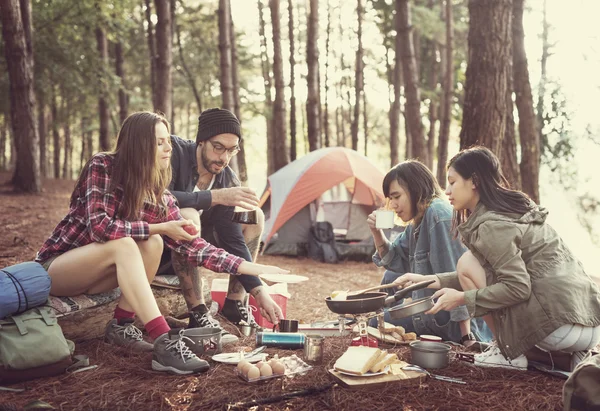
[260,147,386,255]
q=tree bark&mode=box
[363,90,368,156]
[95,27,110,151]
[537,0,549,160]
[459,0,512,154]
[288,0,297,160]
[50,86,60,179]
[218,0,234,112]
[230,6,247,183]
[436,0,453,186]
[114,41,128,125]
[38,93,47,177]
[258,0,275,174]
[396,0,425,161]
[351,0,364,152]
[513,0,539,203]
[1,0,40,192]
[306,0,320,151]
[388,15,402,168]
[426,40,439,171]
[269,0,289,171]
[323,0,331,148]
[502,88,521,189]
[144,0,158,108]
[154,0,172,118]
[0,117,7,170]
[62,97,72,179]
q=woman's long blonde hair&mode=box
[111,112,172,219]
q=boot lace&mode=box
[237,301,260,328]
[192,311,222,330]
[166,330,197,363]
[118,323,144,342]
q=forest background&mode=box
[1,0,600,273]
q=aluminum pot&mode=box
[388,296,434,320]
[409,341,451,369]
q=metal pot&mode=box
[388,296,435,320]
[325,280,436,315]
[409,341,451,369]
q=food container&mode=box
[183,327,222,356]
[303,335,324,364]
[388,296,434,320]
[420,335,442,343]
[409,341,451,369]
[256,332,305,349]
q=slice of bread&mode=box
[370,353,398,373]
[334,346,382,375]
[368,350,389,373]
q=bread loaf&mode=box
[370,353,398,373]
[334,346,382,375]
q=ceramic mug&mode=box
[273,319,299,333]
[375,210,395,229]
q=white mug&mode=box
[375,210,395,229]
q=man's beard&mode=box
[201,147,226,175]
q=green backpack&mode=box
[563,351,600,411]
[0,306,74,384]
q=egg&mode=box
[237,359,250,373]
[260,363,273,377]
[246,365,260,380]
[255,361,265,370]
[242,362,254,375]
[271,361,286,375]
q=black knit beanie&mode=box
[196,108,241,145]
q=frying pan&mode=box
[325,279,436,315]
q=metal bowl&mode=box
[409,341,451,369]
[325,292,387,315]
[388,296,434,320]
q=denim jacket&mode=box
[373,198,471,323]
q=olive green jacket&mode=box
[437,203,600,359]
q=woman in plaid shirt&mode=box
[36,111,288,375]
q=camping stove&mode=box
[339,310,385,347]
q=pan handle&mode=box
[384,279,436,307]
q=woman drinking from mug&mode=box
[36,112,288,375]
[368,160,491,346]
[394,146,600,370]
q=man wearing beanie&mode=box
[158,108,284,343]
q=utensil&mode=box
[273,319,299,333]
[259,274,309,284]
[211,346,268,364]
[325,280,435,315]
[304,335,325,364]
[349,284,392,296]
[409,341,452,369]
[402,364,466,384]
[335,365,391,378]
[388,296,435,320]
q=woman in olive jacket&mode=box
[394,146,600,370]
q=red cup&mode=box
[419,334,442,343]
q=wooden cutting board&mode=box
[329,366,426,388]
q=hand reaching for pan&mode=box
[391,273,441,290]
[426,288,466,315]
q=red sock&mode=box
[146,316,171,341]
[113,306,135,324]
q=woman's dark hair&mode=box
[383,160,442,227]
[447,146,534,229]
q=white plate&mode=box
[335,365,390,377]
[259,274,309,284]
[211,353,268,365]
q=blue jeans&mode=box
[370,270,493,343]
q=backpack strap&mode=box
[11,314,29,336]
[39,307,57,326]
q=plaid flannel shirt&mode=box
[36,153,243,275]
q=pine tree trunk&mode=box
[269,0,289,171]
[62,98,71,179]
[351,0,364,152]
[38,93,47,177]
[288,0,297,160]
[502,89,521,189]
[80,115,87,171]
[513,0,540,203]
[1,0,40,192]
[426,40,439,171]
[96,27,110,151]
[537,0,549,160]
[258,0,275,174]
[459,0,512,154]
[396,0,424,161]
[114,41,128,125]
[0,117,7,170]
[323,0,331,148]
[436,0,453,186]
[389,26,402,168]
[154,0,172,118]
[363,91,368,156]
[218,0,234,111]
[306,0,320,151]
[230,6,247,183]
[51,87,60,179]
[144,0,158,108]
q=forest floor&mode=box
[0,172,566,410]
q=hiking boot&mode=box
[188,310,239,345]
[104,319,153,352]
[473,342,528,370]
[152,329,210,375]
[221,298,263,331]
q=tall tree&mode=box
[96,26,110,151]
[62,96,72,179]
[269,0,289,171]
[436,0,453,185]
[306,0,320,151]
[323,0,331,148]
[351,0,364,151]
[459,0,512,154]
[258,0,275,174]
[0,118,7,170]
[144,0,158,108]
[396,0,425,161]
[502,87,521,188]
[50,86,60,178]
[230,6,248,183]
[114,41,128,124]
[1,0,40,192]
[513,0,539,203]
[288,0,297,160]
[218,0,234,111]
[388,8,402,168]
[426,40,439,171]
[38,92,47,177]
[154,0,173,118]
